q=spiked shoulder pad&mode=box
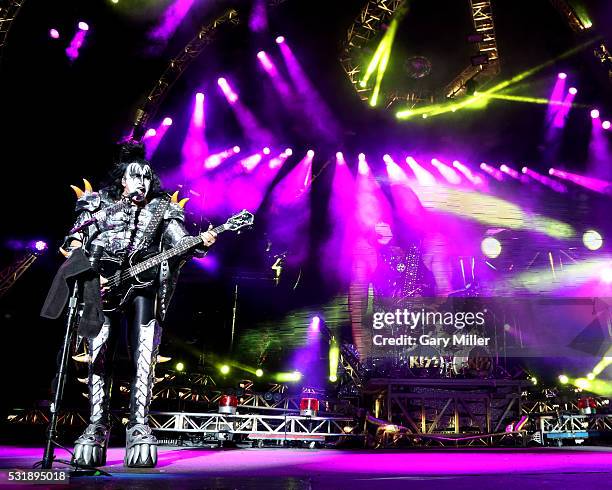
[75,192,102,213]
[164,201,185,221]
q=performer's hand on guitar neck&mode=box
[100,275,109,294]
[200,224,217,247]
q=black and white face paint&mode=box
[122,162,152,200]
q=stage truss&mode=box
[149,411,359,444]
[0,250,39,298]
[340,0,501,108]
[0,0,25,65]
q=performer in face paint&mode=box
[63,143,216,468]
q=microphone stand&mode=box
[38,279,110,476]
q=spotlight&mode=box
[162,117,173,126]
[548,168,555,176]
[329,375,338,382]
[257,50,266,59]
[34,240,48,252]
[591,109,600,119]
[220,365,230,375]
[569,87,577,95]
[306,150,315,158]
[558,374,569,384]
[196,92,204,103]
[175,362,185,372]
[336,151,343,159]
[145,128,157,138]
[583,230,603,251]
[233,145,241,153]
[522,167,528,174]
[111,0,119,3]
[383,154,392,163]
[587,373,595,381]
[530,376,538,385]
[500,164,509,172]
[575,378,590,390]
[558,72,567,79]
[255,368,263,377]
[311,316,320,331]
[275,36,285,44]
[603,121,611,130]
[358,153,365,160]
[285,148,293,155]
[49,29,60,39]
[78,21,89,31]
[290,371,301,382]
[481,237,502,258]
[263,147,271,155]
[218,394,238,415]
[602,267,612,284]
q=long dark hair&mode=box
[103,142,165,200]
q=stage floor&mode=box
[1,445,612,489]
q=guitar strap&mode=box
[137,197,170,252]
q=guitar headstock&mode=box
[225,209,254,231]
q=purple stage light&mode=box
[406,157,436,185]
[522,167,528,174]
[336,152,343,160]
[34,240,48,252]
[285,148,293,156]
[311,316,320,331]
[603,121,611,130]
[569,87,577,95]
[144,128,157,138]
[358,157,369,176]
[591,109,600,119]
[480,162,504,181]
[307,150,315,158]
[218,77,238,104]
[383,154,392,163]
[499,164,521,180]
[275,36,285,44]
[358,153,365,161]
[149,0,196,46]
[558,72,567,79]
[263,147,271,155]
[500,164,508,172]
[602,267,612,284]
[49,29,60,39]
[241,153,263,172]
[78,21,89,31]
[523,167,567,193]
[233,146,241,153]
[385,155,408,183]
[431,158,461,185]
[549,168,555,175]
[162,117,173,126]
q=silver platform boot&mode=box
[72,324,112,467]
[124,319,161,468]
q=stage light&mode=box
[257,50,265,59]
[263,147,271,155]
[299,396,319,417]
[285,148,293,155]
[175,362,184,372]
[220,365,230,375]
[78,22,89,31]
[233,146,241,153]
[255,369,263,377]
[575,378,591,390]
[111,0,119,3]
[306,150,314,158]
[558,72,567,79]
[290,371,301,382]
[558,374,569,384]
[218,394,238,415]
[601,267,612,284]
[196,92,204,103]
[329,339,339,383]
[522,167,528,173]
[587,373,595,381]
[336,152,343,160]
[569,87,577,95]
[383,154,392,163]
[145,128,157,138]
[481,237,502,258]
[548,168,555,175]
[275,36,285,44]
[162,117,173,126]
[34,240,48,252]
[583,230,603,251]
[603,121,611,130]
[311,316,320,331]
[591,109,600,119]
[49,29,60,39]
[500,164,508,172]
[531,377,538,385]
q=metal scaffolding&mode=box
[132,9,240,139]
[0,251,39,299]
[548,0,590,33]
[444,0,501,98]
[0,0,25,65]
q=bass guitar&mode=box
[99,209,254,311]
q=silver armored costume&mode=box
[66,175,206,468]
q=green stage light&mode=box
[220,365,230,375]
[175,362,185,372]
[255,368,264,377]
[558,374,569,384]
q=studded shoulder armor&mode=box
[164,202,185,221]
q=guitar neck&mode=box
[128,223,228,277]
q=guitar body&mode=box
[100,249,160,312]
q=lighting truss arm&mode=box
[0,251,38,299]
[132,9,240,140]
[0,0,25,66]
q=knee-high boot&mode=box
[72,323,113,467]
[124,319,162,468]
